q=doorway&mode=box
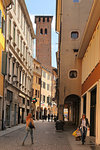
[18,107,20,124]
[83,95,86,115]
[64,108,68,121]
[22,108,25,123]
[14,104,17,126]
[90,88,96,136]
[6,105,10,126]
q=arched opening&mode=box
[45,28,47,34]
[40,28,43,34]
[64,94,80,125]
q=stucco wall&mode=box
[82,20,100,84]
[59,0,93,104]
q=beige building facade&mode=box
[32,58,41,120]
[41,67,52,116]
[5,0,35,127]
[78,0,100,145]
[56,0,93,123]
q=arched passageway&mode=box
[64,95,80,125]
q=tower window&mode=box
[39,17,41,22]
[45,28,47,34]
[43,17,45,22]
[73,49,79,53]
[47,17,49,22]
[71,31,79,39]
[69,70,77,79]
[40,28,43,34]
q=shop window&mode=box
[69,70,77,78]
[71,31,79,39]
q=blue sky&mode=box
[25,0,58,68]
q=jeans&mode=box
[23,128,33,144]
[80,127,87,144]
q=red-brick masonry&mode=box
[82,62,100,95]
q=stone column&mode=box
[96,80,100,145]
[58,104,64,121]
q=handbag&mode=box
[28,121,34,129]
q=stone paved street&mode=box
[0,121,100,150]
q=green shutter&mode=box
[2,51,7,75]
[0,10,1,28]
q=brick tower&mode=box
[35,16,53,71]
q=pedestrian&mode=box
[51,114,53,122]
[48,114,50,122]
[78,114,90,145]
[22,113,35,146]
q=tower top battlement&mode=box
[35,16,53,23]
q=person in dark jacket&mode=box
[48,114,50,122]
[78,114,90,145]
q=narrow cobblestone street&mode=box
[0,121,100,150]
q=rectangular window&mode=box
[47,74,50,80]
[43,82,46,89]
[43,70,46,78]
[43,95,45,103]
[47,97,49,104]
[38,91,40,98]
[7,90,13,102]
[73,0,79,2]
[22,73,24,85]
[0,10,2,28]
[47,84,50,91]
[19,70,21,82]
[35,90,37,97]
[23,98,25,104]
[27,100,29,106]
[39,78,41,84]
[12,62,15,75]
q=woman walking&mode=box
[22,113,35,146]
[78,114,90,145]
